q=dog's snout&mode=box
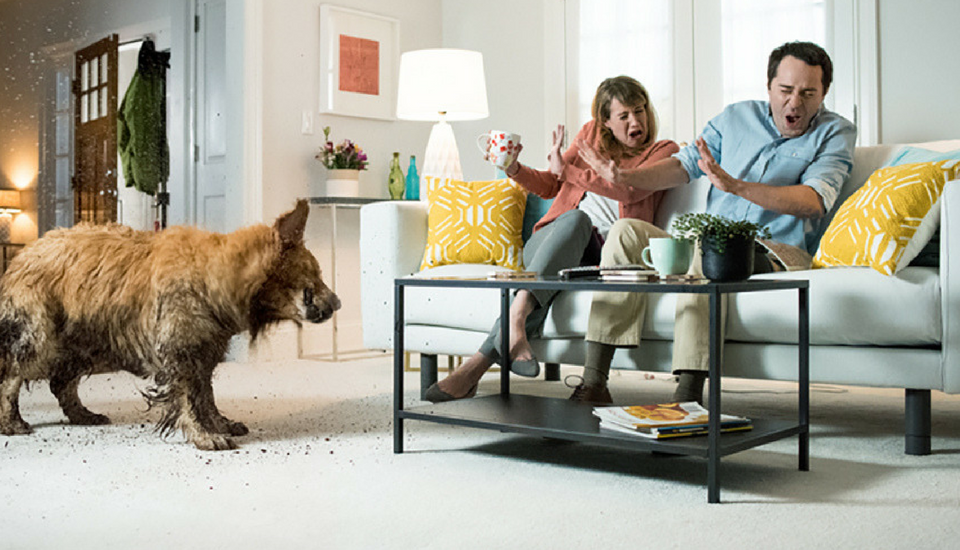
[304,288,340,324]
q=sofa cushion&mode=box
[421,177,527,271]
[406,264,511,332]
[727,267,941,346]
[813,161,958,275]
[404,263,940,348]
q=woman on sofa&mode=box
[425,75,680,403]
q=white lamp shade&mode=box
[396,49,489,121]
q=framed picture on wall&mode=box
[319,5,399,120]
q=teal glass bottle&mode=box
[405,155,419,200]
[387,152,405,200]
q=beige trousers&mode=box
[585,219,724,373]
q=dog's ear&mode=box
[275,199,309,245]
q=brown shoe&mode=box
[566,375,613,405]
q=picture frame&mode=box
[319,5,399,120]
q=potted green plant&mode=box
[671,213,771,282]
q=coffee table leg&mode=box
[707,287,722,504]
[500,288,511,395]
[799,286,810,471]
[394,282,405,454]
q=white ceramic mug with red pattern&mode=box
[477,130,522,170]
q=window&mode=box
[572,0,675,140]
[566,0,877,145]
[720,0,826,106]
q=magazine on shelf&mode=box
[599,419,753,439]
[593,401,752,439]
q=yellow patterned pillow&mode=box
[421,177,527,271]
[813,160,959,275]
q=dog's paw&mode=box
[67,411,111,426]
[192,433,238,451]
[225,420,249,437]
[0,418,33,435]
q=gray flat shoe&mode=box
[424,382,478,403]
[509,357,540,378]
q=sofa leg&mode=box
[905,388,932,456]
[544,363,561,382]
[420,354,438,401]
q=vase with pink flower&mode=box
[316,126,369,197]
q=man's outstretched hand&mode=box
[696,137,741,195]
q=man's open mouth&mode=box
[785,115,800,125]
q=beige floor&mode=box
[3,355,960,549]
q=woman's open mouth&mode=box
[629,129,644,139]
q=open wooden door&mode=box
[73,35,119,224]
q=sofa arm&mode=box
[941,181,960,393]
[360,201,429,350]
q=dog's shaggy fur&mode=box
[0,200,339,450]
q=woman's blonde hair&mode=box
[591,76,659,160]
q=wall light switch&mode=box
[301,111,314,135]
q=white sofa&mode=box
[360,139,960,455]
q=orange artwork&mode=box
[339,35,379,96]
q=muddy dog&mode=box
[0,200,339,450]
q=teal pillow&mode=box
[495,167,554,243]
[884,146,960,167]
[522,194,553,242]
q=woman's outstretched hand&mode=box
[548,124,566,177]
[578,140,619,184]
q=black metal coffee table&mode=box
[392,275,809,503]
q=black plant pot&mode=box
[700,234,754,282]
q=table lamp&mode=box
[0,189,21,243]
[396,49,489,200]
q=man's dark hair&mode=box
[767,41,833,92]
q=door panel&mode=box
[74,35,119,224]
[195,0,227,232]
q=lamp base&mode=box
[420,120,463,201]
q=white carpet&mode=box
[2,355,960,549]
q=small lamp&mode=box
[396,49,489,200]
[0,189,21,243]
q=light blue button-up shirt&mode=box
[674,100,857,254]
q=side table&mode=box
[393,275,810,503]
[307,197,387,361]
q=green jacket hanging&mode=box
[118,40,169,195]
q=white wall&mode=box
[441,0,561,181]
[877,0,960,144]
[259,0,443,222]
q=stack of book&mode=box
[593,401,752,439]
[599,266,659,282]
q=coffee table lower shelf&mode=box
[398,394,804,458]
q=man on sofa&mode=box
[574,41,857,405]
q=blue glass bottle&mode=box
[405,155,420,200]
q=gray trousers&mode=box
[478,209,594,363]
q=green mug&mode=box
[641,237,694,276]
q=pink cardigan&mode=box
[511,120,680,233]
